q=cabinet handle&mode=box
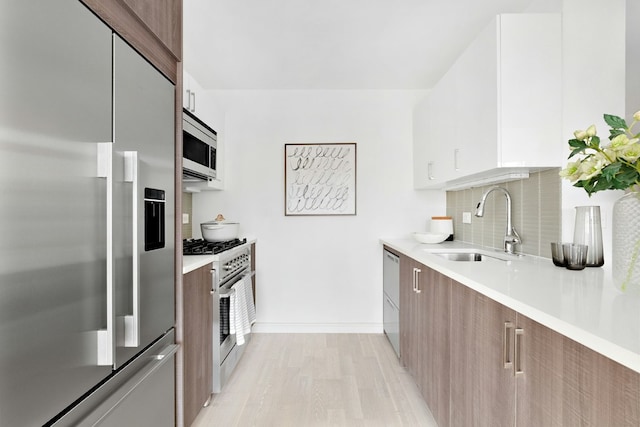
[454,148,460,171]
[427,161,435,180]
[414,268,422,294]
[191,91,196,112]
[503,321,514,369]
[514,328,524,376]
[186,89,192,110]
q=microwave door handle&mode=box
[96,143,115,366]
[123,151,140,347]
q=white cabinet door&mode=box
[413,14,561,190]
[498,14,562,167]
[452,17,498,177]
[414,73,457,189]
[183,70,203,114]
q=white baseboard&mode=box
[251,322,383,334]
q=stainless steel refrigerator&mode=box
[0,1,177,425]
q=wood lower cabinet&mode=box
[450,280,517,427]
[396,253,640,427]
[419,267,451,427]
[516,314,640,426]
[399,255,450,427]
[448,279,640,427]
[182,265,213,427]
[399,255,421,378]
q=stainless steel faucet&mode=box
[475,186,522,255]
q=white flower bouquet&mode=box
[560,111,640,195]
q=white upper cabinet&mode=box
[182,69,226,191]
[414,14,562,190]
[183,69,203,114]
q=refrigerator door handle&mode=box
[122,151,140,347]
[97,143,115,366]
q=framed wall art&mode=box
[284,143,357,216]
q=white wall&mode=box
[192,90,444,332]
[560,0,626,266]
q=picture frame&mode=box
[284,143,357,216]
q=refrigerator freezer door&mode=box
[0,1,114,426]
[112,36,175,368]
[54,330,177,427]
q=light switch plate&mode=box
[182,213,189,224]
[462,212,472,224]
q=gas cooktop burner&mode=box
[183,238,247,255]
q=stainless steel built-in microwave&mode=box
[183,108,217,181]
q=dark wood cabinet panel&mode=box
[121,0,182,56]
[80,0,181,83]
[418,268,450,427]
[449,281,516,427]
[393,251,640,427]
[517,314,640,426]
[399,254,419,377]
[399,255,450,427]
[183,265,213,427]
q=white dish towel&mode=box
[229,274,256,346]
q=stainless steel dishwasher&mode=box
[383,249,400,356]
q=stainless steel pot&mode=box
[201,221,239,242]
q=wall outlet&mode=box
[462,212,472,224]
[182,213,189,224]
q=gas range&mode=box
[183,238,247,256]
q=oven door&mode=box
[213,269,255,393]
[218,285,235,364]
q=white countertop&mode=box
[381,238,640,374]
[182,236,257,275]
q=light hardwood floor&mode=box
[191,333,438,427]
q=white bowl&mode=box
[413,232,449,244]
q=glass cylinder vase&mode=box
[612,191,640,294]
[573,206,604,267]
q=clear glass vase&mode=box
[612,191,640,294]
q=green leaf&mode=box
[567,139,587,158]
[568,148,586,159]
[568,138,587,149]
[602,163,622,180]
[609,128,625,139]
[589,135,601,148]
[593,178,613,193]
[604,114,627,129]
[616,165,640,187]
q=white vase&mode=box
[612,191,640,294]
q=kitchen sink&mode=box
[432,252,506,262]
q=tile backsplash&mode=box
[446,169,561,258]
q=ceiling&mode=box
[183,0,540,90]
